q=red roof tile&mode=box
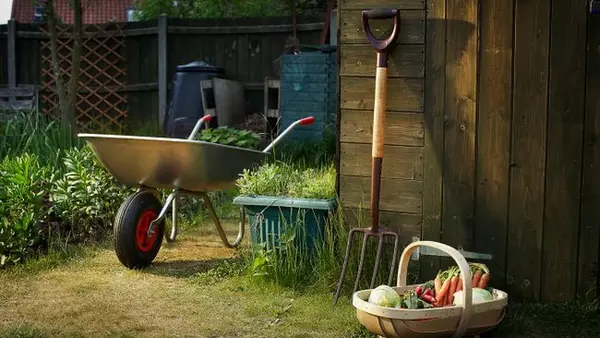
[12,0,136,24]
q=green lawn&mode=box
[1,221,598,338]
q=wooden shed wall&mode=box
[337,0,600,303]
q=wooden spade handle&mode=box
[363,8,400,232]
[370,66,388,231]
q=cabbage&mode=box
[368,285,401,308]
[452,288,493,306]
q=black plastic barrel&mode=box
[163,61,225,138]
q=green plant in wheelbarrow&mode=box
[76,115,316,269]
[196,126,261,150]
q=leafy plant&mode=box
[51,146,134,242]
[236,161,336,199]
[197,127,261,149]
[0,154,52,266]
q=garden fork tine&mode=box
[333,8,401,305]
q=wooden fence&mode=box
[0,16,324,131]
[337,0,600,303]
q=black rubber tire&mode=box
[114,190,165,269]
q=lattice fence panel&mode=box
[40,24,127,132]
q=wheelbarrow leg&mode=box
[200,192,245,248]
[148,190,177,237]
[164,194,178,242]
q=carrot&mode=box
[472,269,482,287]
[456,277,463,292]
[478,273,491,289]
[435,277,452,302]
[434,273,442,297]
[448,276,459,305]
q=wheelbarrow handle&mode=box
[262,116,315,153]
[187,114,213,140]
[362,8,400,55]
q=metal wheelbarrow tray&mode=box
[78,115,315,269]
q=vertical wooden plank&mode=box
[221,35,238,79]
[578,14,600,302]
[158,15,168,129]
[542,0,588,303]
[507,0,551,301]
[7,19,16,92]
[475,0,514,291]
[215,36,227,70]
[260,34,273,78]
[247,36,262,83]
[442,0,478,250]
[237,34,249,82]
[420,0,446,280]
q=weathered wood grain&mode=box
[343,207,422,240]
[340,44,424,78]
[475,0,514,292]
[340,110,424,146]
[441,0,478,251]
[339,0,425,10]
[578,14,600,302]
[340,77,424,112]
[507,0,551,301]
[339,9,425,45]
[420,0,446,281]
[340,142,423,180]
[541,0,588,303]
[339,175,422,214]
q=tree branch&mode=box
[66,0,83,134]
[45,0,69,125]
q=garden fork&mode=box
[333,8,401,305]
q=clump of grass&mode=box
[0,110,80,173]
[242,203,414,295]
[237,161,336,200]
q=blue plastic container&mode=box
[233,195,337,253]
[279,45,338,142]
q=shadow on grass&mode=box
[480,301,600,338]
[146,256,245,279]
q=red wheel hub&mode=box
[136,209,159,253]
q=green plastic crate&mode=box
[233,195,337,253]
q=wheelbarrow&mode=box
[78,114,315,269]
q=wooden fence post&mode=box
[158,14,168,129]
[7,19,17,103]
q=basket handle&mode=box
[397,241,473,338]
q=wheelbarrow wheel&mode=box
[114,190,165,269]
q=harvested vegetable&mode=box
[453,288,493,306]
[472,269,482,287]
[478,273,490,289]
[368,285,401,308]
[415,285,423,297]
[448,275,459,305]
[421,293,436,304]
[400,289,434,309]
[434,274,442,296]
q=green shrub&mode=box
[236,161,336,200]
[51,146,134,242]
[0,154,52,266]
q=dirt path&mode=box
[0,224,361,338]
